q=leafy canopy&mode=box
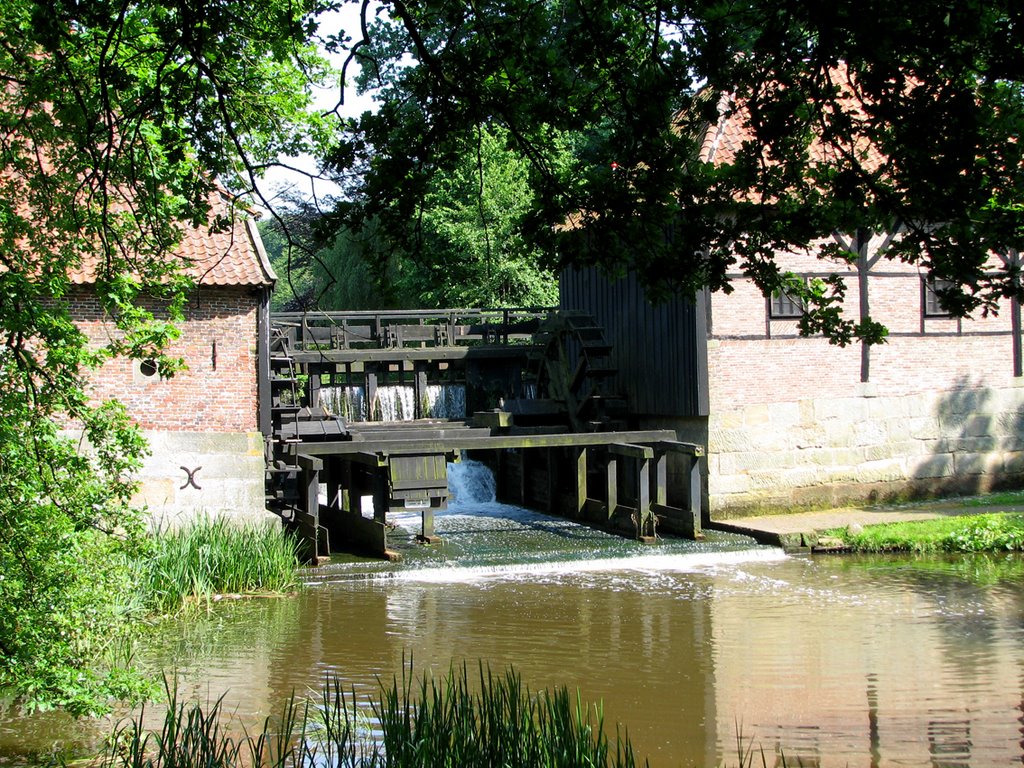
[323,0,1024,344]
[0,0,330,712]
[282,125,559,310]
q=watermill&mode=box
[262,308,702,559]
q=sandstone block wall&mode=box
[134,430,275,528]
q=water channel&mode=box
[3,461,1024,766]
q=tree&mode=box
[317,126,560,309]
[324,0,1024,343]
[0,0,330,712]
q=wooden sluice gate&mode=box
[264,309,704,560]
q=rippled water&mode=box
[3,461,1024,766]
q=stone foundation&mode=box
[133,430,274,528]
[707,382,1024,517]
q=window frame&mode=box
[922,277,953,318]
[768,280,807,319]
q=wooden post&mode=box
[688,453,702,537]
[606,453,618,520]
[414,364,429,419]
[654,450,667,508]
[297,454,323,560]
[256,283,272,439]
[575,447,587,519]
[338,458,352,513]
[372,465,389,524]
[421,507,436,541]
[857,228,871,383]
[366,369,378,421]
[324,456,341,509]
[308,370,321,410]
[637,455,651,538]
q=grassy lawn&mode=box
[828,512,1024,553]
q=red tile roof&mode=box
[697,63,887,173]
[68,191,276,287]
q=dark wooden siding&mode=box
[560,266,708,418]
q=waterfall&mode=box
[322,383,466,422]
[447,460,496,507]
[320,386,367,421]
[424,384,466,419]
[374,385,416,421]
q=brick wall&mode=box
[71,285,260,432]
[707,244,1024,514]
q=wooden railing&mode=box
[271,308,556,353]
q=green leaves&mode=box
[0,0,329,712]
[310,126,559,309]
[320,0,1024,344]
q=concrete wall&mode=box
[707,239,1024,516]
[71,285,269,524]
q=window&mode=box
[133,357,163,384]
[923,277,953,317]
[769,283,806,319]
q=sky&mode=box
[257,4,379,208]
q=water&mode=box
[3,462,1024,766]
[321,384,466,422]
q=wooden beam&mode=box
[289,345,539,365]
[296,454,323,471]
[293,429,677,456]
[656,440,705,457]
[609,442,655,459]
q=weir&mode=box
[263,309,703,559]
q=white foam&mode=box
[385,547,788,584]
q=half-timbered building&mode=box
[563,89,1024,518]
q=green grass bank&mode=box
[828,512,1024,553]
[136,517,303,615]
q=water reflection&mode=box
[2,464,1024,766]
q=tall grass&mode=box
[136,517,302,614]
[103,664,646,768]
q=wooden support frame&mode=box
[654,440,703,538]
[608,443,654,540]
[575,447,587,519]
[297,454,324,560]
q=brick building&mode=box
[563,91,1024,518]
[71,195,276,525]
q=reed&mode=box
[102,664,645,768]
[136,517,302,614]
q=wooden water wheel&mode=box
[531,312,626,432]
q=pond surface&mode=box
[3,462,1024,766]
